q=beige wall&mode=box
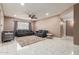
[0,4,4,42]
[4,16,15,31]
[4,16,34,31]
[3,7,74,38]
[60,7,74,36]
[31,21,36,32]
[0,4,4,32]
[34,7,74,37]
[36,16,61,37]
[4,16,61,37]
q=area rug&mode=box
[16,36,46,47]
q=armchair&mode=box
[35,30,48,38]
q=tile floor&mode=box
[0,36,79,55]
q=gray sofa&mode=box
[15,30,34,37]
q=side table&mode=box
[47,33,54,39]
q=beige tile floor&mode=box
[0,36,79,55]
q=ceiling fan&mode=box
[25,11,37,19]
[28,14,37,19]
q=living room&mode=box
[0,3,79,55]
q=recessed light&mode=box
[20,3,24,6]
[60,21,64,25]
[46,13,49,16]
[14,15,16,17]
[71,51,74,55]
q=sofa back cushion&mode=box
[38,30,48,33]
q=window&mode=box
[17,22,29,30]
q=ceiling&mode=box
[2,3,75,20]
